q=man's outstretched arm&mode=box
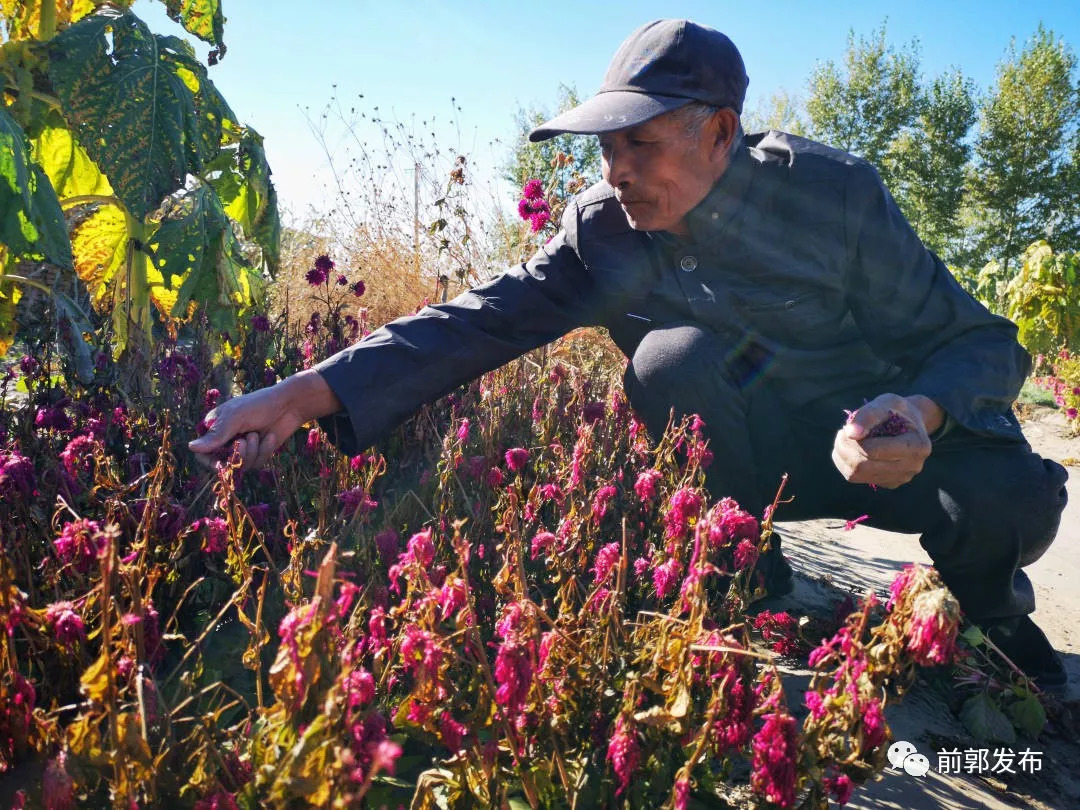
[188,369,342,468]
[188,199,603,466]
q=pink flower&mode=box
[539,482,563,503]
[338,486,378,517]
[42,752,75,810]
[592,542,622,584]
[653,557,683,600]
[351,280,366,297]
[45,602,85,646]
[371,738,402,775]
[592,484,618,520]
[0,450,36,498]
[522,178,544,200]
[194,791,239,810]
[673,775,691,810]
[708,499,759,548]
[439,712,469,752]
[606,716,641,797]
[494,640,532,716]
[204,388,221,408]
[456,418,470,443]
[437,577,467,621]
[751,712,798,808]
[861,698,886,751]
[485,466,505,488]
[530,531,557,560]
[824,772,854,806]
[504,447,529,472]
[733,539,759,571]
[59,434,98,479]
[306,254,334,286]
[905,589,960,666]
[804,690,827,719]
[664,488,703,539]
[54,519,107,573]
[344,668,375,710]
[198,517,228,553]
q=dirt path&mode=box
[772,405,1080,810]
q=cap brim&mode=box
[528,91,692,142]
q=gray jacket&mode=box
[316,131,1029,455]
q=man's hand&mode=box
[187,370,342,469]
[831,393,944,489]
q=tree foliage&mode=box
[504,85,600,199]
[886,69,977,259]
[805,24,920,192]
[968,25,1080,274]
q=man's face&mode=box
[598,109,732,235]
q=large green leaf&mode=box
[208,123,279,273]
[148,183,259,329]
[161,0,225,54]
[0,104,72,267]
[46,8,234,219]
[30,109,113,199]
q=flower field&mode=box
[0,257,1001,810]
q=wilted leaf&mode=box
[80,650,112,703]
[0,261,22,357]
[66,713,111,768]
[0,0,101,41]
[149,183,260,329]
[0,105,72,267]
[163,0,225,49]
[208,124,280,272]
[47,8,235,219]
[959,692,1016,744]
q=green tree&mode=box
[968,25,1079,276]
[805,23,920,191]
[504,84,601,199]
[887,69,977,260]
[742,89,807,136]
[498,85,601,263]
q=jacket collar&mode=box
[651,143,755,248]
[683,143,755,242]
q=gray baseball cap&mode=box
[529,19,749,142]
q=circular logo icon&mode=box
[903,753,931,777]
[887,740,918,769]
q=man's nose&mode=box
[604,145,632,188]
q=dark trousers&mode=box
[623,323,1068,621]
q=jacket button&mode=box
[785,299,796,310]
[679,255,698,272]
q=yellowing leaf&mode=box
[80,650,112,703]
[30,113,113,200]
[70,202,128,307]
[1,0,104,42]
[0,256,22,356]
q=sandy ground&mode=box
[768,405,1080,810]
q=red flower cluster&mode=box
[517,179,551,232]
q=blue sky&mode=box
[132,0,1080,217]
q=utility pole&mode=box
[413,161,421,276]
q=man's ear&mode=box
[710,107,740,158]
